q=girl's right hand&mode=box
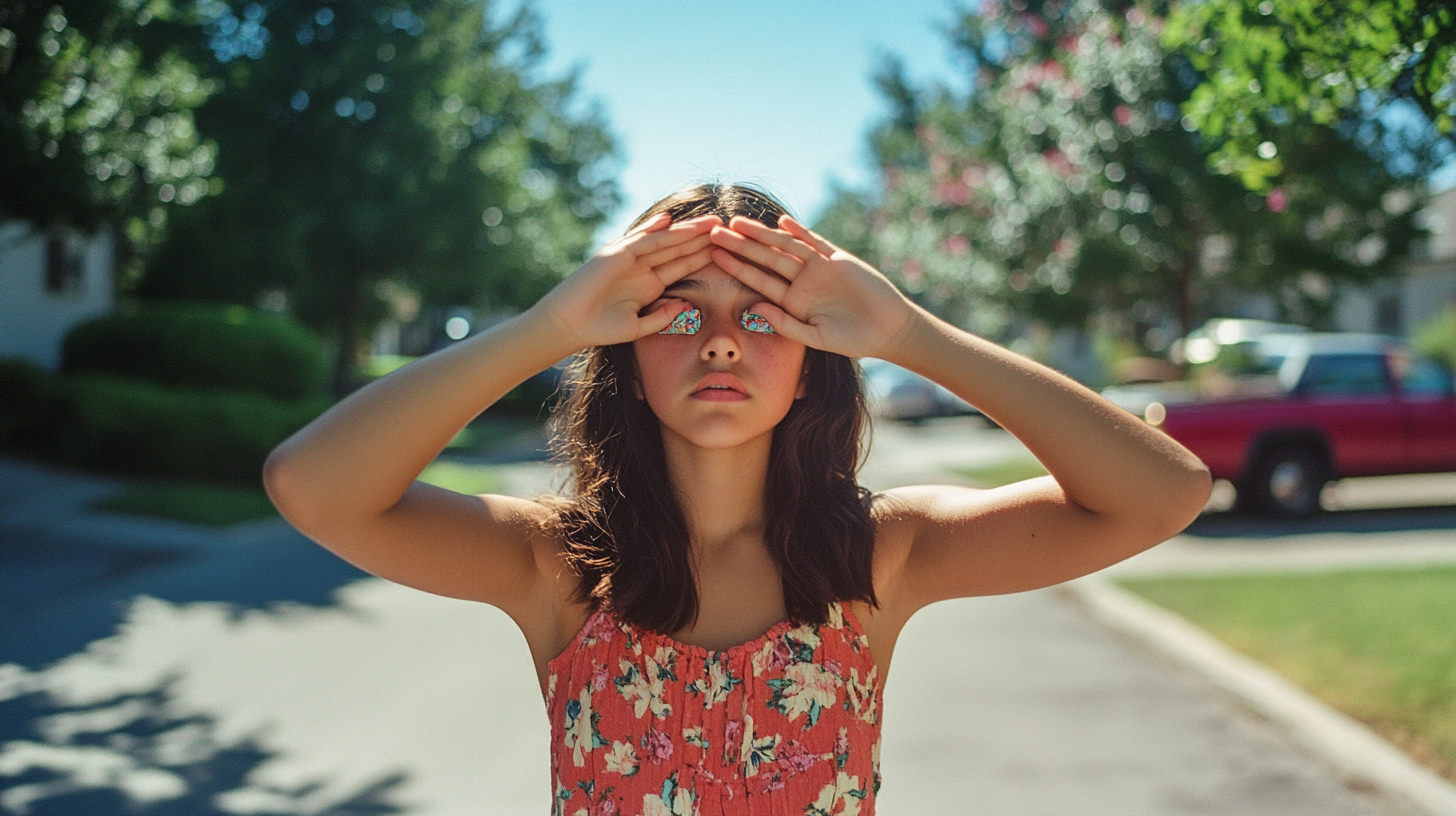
[532,213,720,350]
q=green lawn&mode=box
[88,460,504,528]
[1120,568,1456,780]
[952,456,1048,487]
[417,460,503,495]
[92,482,279,527]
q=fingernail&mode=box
[659,309,701,335]
[741,312,775,334]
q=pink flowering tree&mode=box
[820,0,1428,348]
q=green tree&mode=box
[820,0,1425,350]
[0,0,218,254]
[1167,0,1455,189]
[137,0,618,392]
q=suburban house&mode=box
[0,221,115,370]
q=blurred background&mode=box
[2,0,1455,813]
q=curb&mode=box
[1064,575,1456,816]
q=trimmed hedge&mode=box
[0,358,57,448]
[61,302,328,400]
[51,375,330,483]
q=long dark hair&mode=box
[549,183,877,633]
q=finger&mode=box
[627,215,718,255]
[725,216,819,263]
[638,232,712,269]
[653,246,714,286]
[742,300,822,349]
[710,225,806,281]
[635,299,691,337]
[778,214,839,257]
[621,212,671,240]
[709,248,791,302]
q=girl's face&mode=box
[632,265,807,451]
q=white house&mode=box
[0,220,115,370]
[1335,185,1456,337]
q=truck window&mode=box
[1401,357,1456,396]
[1299,354,1391,396]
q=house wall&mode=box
[0,221,115,370]
[1333,185,1456,337]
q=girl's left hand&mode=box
[707,215,916,359]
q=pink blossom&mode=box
[779,740,818,774]
[646,728,674,765]
[590,662,610,692]
[725,719,742,743]
[935,181,972,207]
[766,638,794,672]
[942,235,971,257]
[1266,187,1288,213]
[834,728,850,758]
[902,260,925,289]
[1114,105,1133,127]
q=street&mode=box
[2,418,1454,814]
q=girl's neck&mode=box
[661,428,772,550]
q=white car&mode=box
[860,359,979,422]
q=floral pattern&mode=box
[547,602,882,814]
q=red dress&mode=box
[546,602,883,815]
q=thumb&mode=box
[634,299,691,338]
[745,301,822,349]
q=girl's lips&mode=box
[691,373,748,400]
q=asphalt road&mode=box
[1,418,1453,815]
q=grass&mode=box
[1119,568,1456,780]
[417,460,503,495]
[91,483,279,528]
[952,456,1048,487]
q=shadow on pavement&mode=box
[0,677,408,815]
[1187,503,1456,539]
[0,527,369,671]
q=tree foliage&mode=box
[0,0,218,250]
[818,0,1426,350]
[135,0,619,391]
[1167,0,1455,189]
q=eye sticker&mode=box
[659,308,701,335]
[741,311,775,334]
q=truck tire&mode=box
[1241,445,1329,518]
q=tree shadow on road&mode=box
[0,677,408,816]
[1186,503,1456,539]
[0,529,369,670]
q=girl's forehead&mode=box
[664,266,765,301]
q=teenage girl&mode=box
[264,183,1211,815]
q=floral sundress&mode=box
[545,601,883,815]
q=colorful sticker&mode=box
[741,312,775,334]
[659,308,701,335]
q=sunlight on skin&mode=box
[0,581,549,814]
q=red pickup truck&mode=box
[1104,333,1456,517]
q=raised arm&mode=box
[263,214,718,628]
[707,215,1211,613]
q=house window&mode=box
[45,230,84,296]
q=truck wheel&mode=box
[1242,446,1329,518]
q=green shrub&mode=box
[61,302,328,400]
[53,375,330,483]
[0,358,58,448]
[1414,307,1456,372]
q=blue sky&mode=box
[510,1,970,239]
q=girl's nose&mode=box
[699,316,742,362]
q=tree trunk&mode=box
[331,271,363,398]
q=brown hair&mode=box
[550,183,877,633]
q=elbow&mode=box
[262,444,316,531]
[1159,458,1213,539]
